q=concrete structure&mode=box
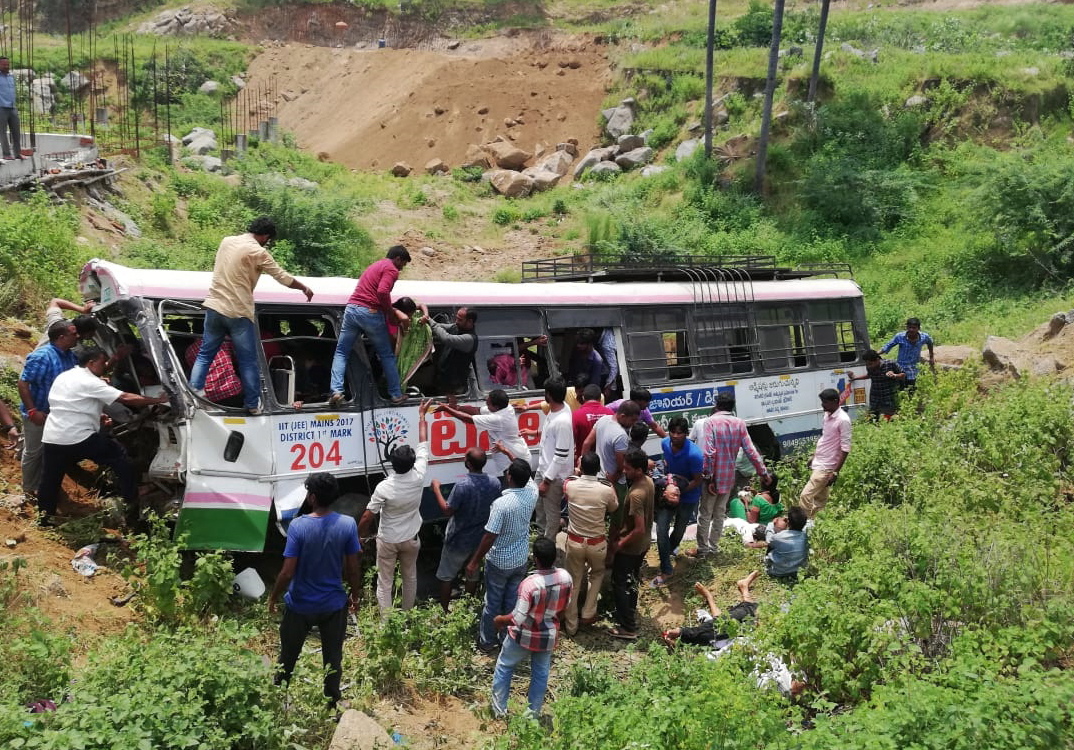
[0,132,100,187]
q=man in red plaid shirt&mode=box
[491,537,572,718]
[185,337,243,405]
[690,392,771,559]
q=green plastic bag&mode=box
[396,314,432,387]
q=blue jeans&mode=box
[655,502,695,575]
[190,310,261,410]
[479,561,526,648]
[331,304,401,399]
[492,635,553,717]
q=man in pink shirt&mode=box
[799,388,851,518]
[329,245,412,405]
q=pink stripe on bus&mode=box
[184,492,272,510]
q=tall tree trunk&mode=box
[754,0,787,194]
[808,0,832,104]
[703,0,718,158]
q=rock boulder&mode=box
[484,141,531,170]
[489,169,534,198]
[328,710,394,750]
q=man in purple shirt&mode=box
[330,245,412,405]
[607,387,667,439]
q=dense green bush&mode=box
[0,192,88,315]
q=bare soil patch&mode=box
[244,33,612,171]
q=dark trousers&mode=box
[655,502,693,575]
[611,551,644,632]
[38,433,136,515]
[276,605,348,705]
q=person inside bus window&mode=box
[597,327,620,398]
[487,343,520,388]
[261,316,284,361]
[190,217,314,416]
[330,245,412,407]
[429,307,478,396]
[567,328,604,388]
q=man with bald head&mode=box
[431,446,501,611]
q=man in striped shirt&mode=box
[690,392,770,558]
[491,537,572,718]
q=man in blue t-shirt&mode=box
[651,416,705,586]
[268,472,361,708]
[431,446,501,612]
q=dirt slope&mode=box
[244,33,612,170]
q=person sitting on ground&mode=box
[662,573,760,650]
[759,506,809,580]
[608,388,667,439]
[729,476,783,525]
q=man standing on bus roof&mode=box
[18,320,80,500]
[879,317,934,391]
[330,245,412,407]
[190,217,313,416]
[799,389,851,519]
[690,392,771,559]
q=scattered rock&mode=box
[841,43,879,64]
[390,162,413,177]
[641,164,669,177]
[434,105,446,115]
[904,94,928,108]
[43,574,68,598]
[933,345,979,368]
[60,71,89,92]
[231,75,246,90]
[676,138,701,161]
[572,146,616,178]
[534,150,574,177]
[198,80,220,95]
[424,158,449,175]
[1022,67,1040,77]
[617,133,644,152]
[11,323,33,339]
[328,710,394,750]
[281,89,299,102]
[521,167,563,192]
[982,336,1031,378]
[556,142,578,157]
[138,6,235,37]
[615,146,654,170]
[590,161,622,176]
[484,141,531,170]
[182,127,217,154]
[420,246,437,257]
[477,105,489,115]
[488,169,535,198]
[461,144,492,170]
[447,40,461,50]
[602,97,636,139]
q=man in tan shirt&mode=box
[189,217,313,414]
[561,451,618,635]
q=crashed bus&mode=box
[78,254,871,551]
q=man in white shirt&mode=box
[37,347,169,527]
[360,399,433,615]
[434,389,529,477]
[534,378,574,541]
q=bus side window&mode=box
[809,301,859,365]
[694,308,756,377]
[757,306,808,371]
[625,308,693,384]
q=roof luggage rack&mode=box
[520,253,852,283]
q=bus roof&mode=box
[83,259,863,308]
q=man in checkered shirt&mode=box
[491,536,572,718]
[689,391,771,558]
